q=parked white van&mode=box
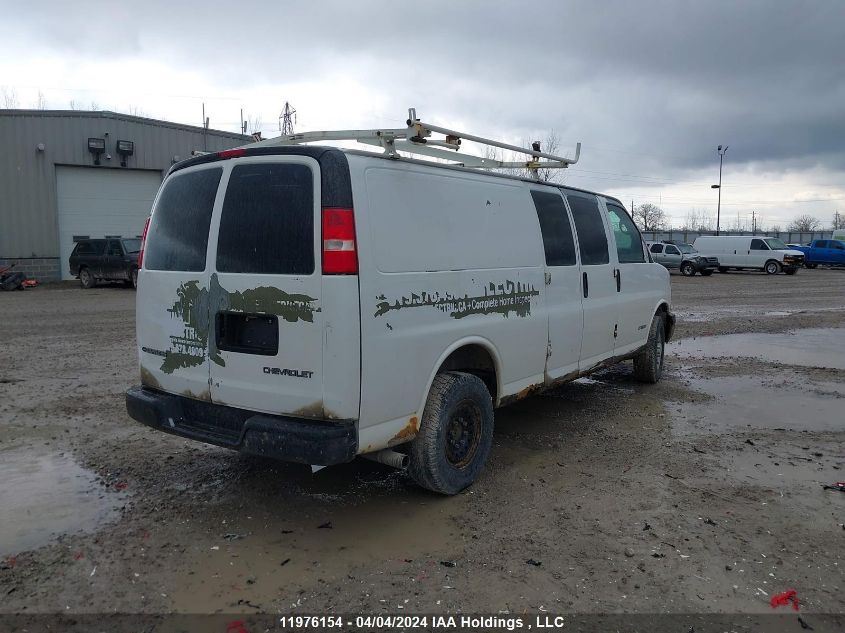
[126,114,674,494]
[692,235,804,275]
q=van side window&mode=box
[530,190,576,266]
[750,238,768,250]
[216,163,314,275]
[145,168,222,272]
[606,203,646,263]
[565,193,609,265]
[650,243,663,254]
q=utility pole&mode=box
[711,145,728,235]
[751,210,757,233]
[279,102,296,135]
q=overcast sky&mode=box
[2,0,844,229]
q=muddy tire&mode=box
[79,267,96,289]
[633,313,665,384]
[409,371,494,495]
[718,267,729,273]
[680,262,696,277]
[127,268,138,289]
[700,269,714,276]
[765,260,781,275]
[805,263,817,269]
[784,267,797,275]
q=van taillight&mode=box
[138,216,151,268]
[322,207,358,274]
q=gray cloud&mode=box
[3,0,843,218]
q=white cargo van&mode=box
[126,113,674,494]
[692,235,804,274]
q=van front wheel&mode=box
[633,313,665,384]
[765,260,781,275]
[409,371,494,495]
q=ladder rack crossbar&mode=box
[236,108,581,174]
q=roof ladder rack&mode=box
[246,107,581,177]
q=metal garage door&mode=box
[56,166,162,279]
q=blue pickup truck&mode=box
[790,239,845,268]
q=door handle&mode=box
[582,271,589,298]
[615,268,621,292]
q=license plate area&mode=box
[216,312,279,356]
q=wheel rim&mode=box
[767,263,777,274]
[682,264,693,275]
[80,270,90,284]
[444,400,483,469]
[132,270,138,287]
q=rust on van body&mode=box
[388,416,419,447]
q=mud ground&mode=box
[1,269,843,621]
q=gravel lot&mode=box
[1,269,843,623]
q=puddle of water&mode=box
[0,447,124,556]
[670,327,845,369]
[670,374,843,435]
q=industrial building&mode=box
[0,110,248,281]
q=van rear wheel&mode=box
[409,371,494,495]
[633,313,665,384]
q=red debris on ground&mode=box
[113,481,128,491]
[73,551,84,560]
[770,589,800,611]
[226,621,249,633]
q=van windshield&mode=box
[764,238,788,250]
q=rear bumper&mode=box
[125,386,357,466]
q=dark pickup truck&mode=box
[68,238,141,289]
[790,239,845,268]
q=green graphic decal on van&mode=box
[163,280,211,373]
[162,275,320,373]
[375,281,539,320]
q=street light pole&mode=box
[712,145,728,235]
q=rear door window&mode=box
[530,190,576,266]
[566,193,609,265]
[107,240,122,256]
[74,242,95,256]
[216,163,314,275]
[606,203,646,263]
[144,167,223,271]
[815,240,828,248]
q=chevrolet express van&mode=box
[126,144,674,494]
[692,235,804,274]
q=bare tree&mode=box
[34,90,47,109]
[90,101,99,111]
[632,203,667,232]
[787,214,821,232]
[2,86,19,108]
[68,99,79,110]
[681,208,715,232]
[247,115,262,135]
[769,224,782,233]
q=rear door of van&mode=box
[207,156,326,418]
[136,164,223,400]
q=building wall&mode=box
[0,110,247,280]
